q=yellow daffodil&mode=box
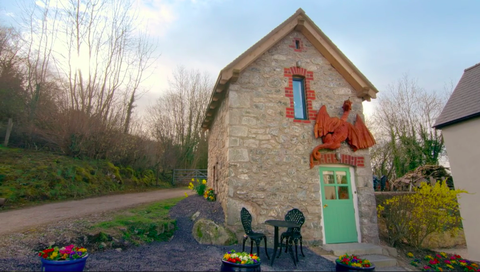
[407,252,414,258]
[202,179,206,184]
[184,193,188,197]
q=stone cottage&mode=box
[202,8,380,245]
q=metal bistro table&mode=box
[265,219,300,266]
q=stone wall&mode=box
[207,30,379,245]
[207,90,230,219]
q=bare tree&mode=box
[0,26,25,122]
[11,0,157,155]
[369,74,449,181]
[54,0,156,122]
[147,67,212,171]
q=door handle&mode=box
[323,204,328,208]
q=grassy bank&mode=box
[0,146,172,210]
[84,197,183,250]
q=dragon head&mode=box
[342,99,352,112]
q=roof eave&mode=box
[201,8,379,129]
[434,112,480,129]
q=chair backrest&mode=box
[284,208,305,233]
[241,207,254,234]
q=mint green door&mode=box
[320,167,358,243]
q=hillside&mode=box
[0,146,172,210]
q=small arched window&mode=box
[292,77,307,119]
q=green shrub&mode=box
[377,181,467,248]
[188,178,207,196]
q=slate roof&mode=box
[434,62,480,129]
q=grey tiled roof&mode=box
[434,62,480,128]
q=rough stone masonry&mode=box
[207,30,379,246]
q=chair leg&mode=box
[263,237,270,260]
[288,239,296,266]
[242,236,247,252]
[250,240,253,254]
[284,237,289,253]
[294,239,299,262]
[300,238,305,257]
[255,240,261,258]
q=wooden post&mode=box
[4,118,13,147]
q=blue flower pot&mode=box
[221,260,261,272]
[335,260,375,271]
[40,254,89,272]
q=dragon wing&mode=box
[314,105,342,138]
[347,114,376,151]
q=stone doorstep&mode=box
[358,254,397,268]
[321,243,383,256]
[321,251,405,271]
[319,243,403,269]
[380,266,409,271]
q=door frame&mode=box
[319,164,362,244]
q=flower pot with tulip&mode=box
[221,250,261,272]
[38,244,88,272]
[335,254,375,271]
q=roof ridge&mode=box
[296,8,305,14]
[465,62,480,72]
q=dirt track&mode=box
[0,188,190,236]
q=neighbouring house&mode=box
[433,62,480,261]
[202,8,380,245]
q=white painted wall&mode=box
[441,117,480,261]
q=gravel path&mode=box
[0,195,335,271]
[0,188,190,236]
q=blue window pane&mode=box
[293,78,306,119]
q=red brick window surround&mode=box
[284,67,315,123]
[289,38,306,52]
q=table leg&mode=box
[270,226,279,266]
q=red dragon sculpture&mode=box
[310,99,376,169]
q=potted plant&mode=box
[335,254,375,271]
[38,244,88,272]
[221,250,261,272]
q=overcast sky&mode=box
[1,0,480,117]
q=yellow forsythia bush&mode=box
[377,181,467,248]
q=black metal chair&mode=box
[277,208,305,262]
[240,207,270,260]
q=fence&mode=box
[172,169,207,186]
